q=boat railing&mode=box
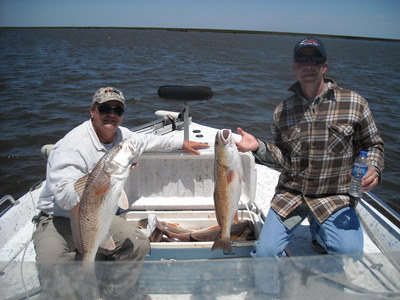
[0,194,16,218]
[131,113,188,136]
[363,191,400,228]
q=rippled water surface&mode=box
[0,28,399,212]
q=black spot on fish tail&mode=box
[211,233,233,254]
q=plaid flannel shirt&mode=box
[255,78,384,222]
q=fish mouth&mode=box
[219,129,232,145]
[112,139,139,167]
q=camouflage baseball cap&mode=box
[92,87,126,106]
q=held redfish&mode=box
[212,129,244,254]
[71,139,139,262]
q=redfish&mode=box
[71,139,139,262]
[212,129,244,254]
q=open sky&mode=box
[0,0,399,40]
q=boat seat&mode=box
[158,85,213,140]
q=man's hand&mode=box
[183,140,210,155]
[235,127,260,152]
[362,167,380,191]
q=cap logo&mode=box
[300,39,320,47]
[103,88,120,95]
[92,86,126,106]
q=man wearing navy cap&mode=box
[237,37,384,297]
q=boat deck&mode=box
[1,121,399,299]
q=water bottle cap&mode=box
[360,150,368,156]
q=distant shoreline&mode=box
[1,26,399,42]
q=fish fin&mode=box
[94,181,111,196]
[138,218,149,229]
[100,235,116,250]
[231,229,251,241]
[233,212,239,224]
[208,225,220,230]
[149,228,164,242]
[118,190,129,210]
[70,203,83,254]
[212,233,233,254]
[74,175,89,199]
[227,170,235,183]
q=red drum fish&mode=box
[212,129,244,254]
[139,216,254,243]
[71,139,139,262]
[191,219,254,242]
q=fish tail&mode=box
[81,248,97,262]
[211,232,233,254]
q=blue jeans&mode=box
[252,205,363,258]
[250,206,363,296]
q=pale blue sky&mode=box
[1,0,399,39]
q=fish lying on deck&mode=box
[156,219,253,242]
[212,129,244,254]
[71,139,139,262]
[191,220,254,242]
[138,217,254,242]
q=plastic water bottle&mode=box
[349,151,368,198]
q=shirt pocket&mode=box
[282,126,301,156]
[328,124,354,155]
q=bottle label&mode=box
[352,163,368,178]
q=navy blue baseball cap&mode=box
[293,37,327,61]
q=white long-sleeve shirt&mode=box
[37,120,183,217]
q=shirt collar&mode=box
[289,77,337,105]
[86,120,123,151]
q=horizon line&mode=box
[1,26,399,42]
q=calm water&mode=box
[0,28,399,213]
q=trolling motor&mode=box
[158,85,213,140]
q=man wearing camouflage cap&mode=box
[34,86,209,298]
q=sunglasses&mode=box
[97,104,125,116]
[294,55,326,65]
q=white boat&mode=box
[1,86,399,299]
